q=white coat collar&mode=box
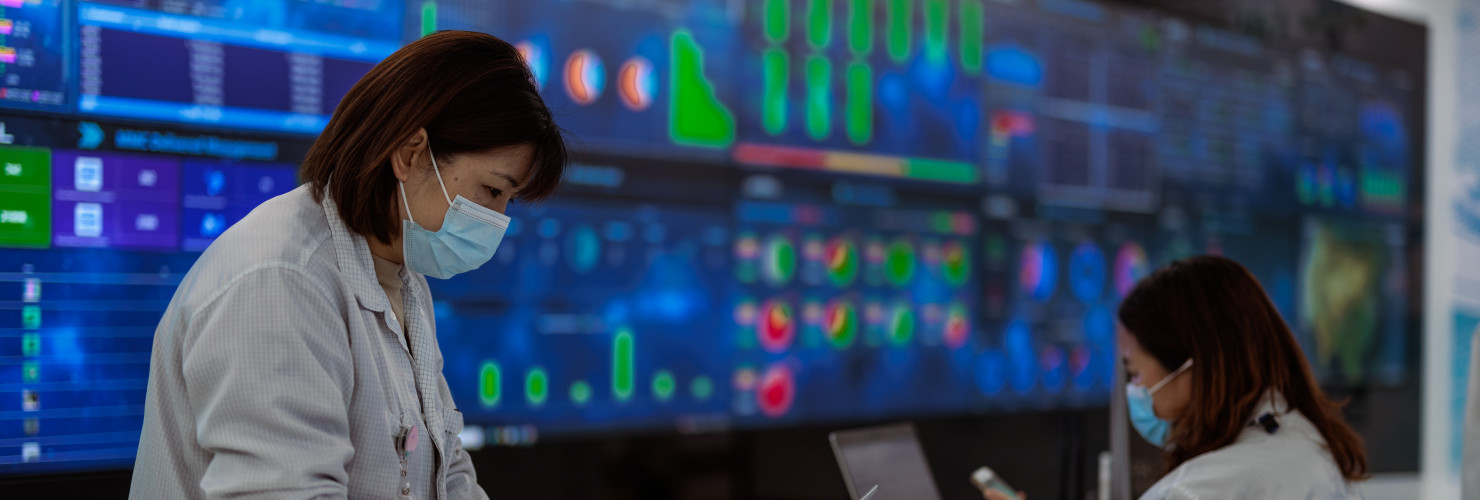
[321,191,394,314]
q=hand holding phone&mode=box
[971,466,1023,500]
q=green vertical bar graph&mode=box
[886,0,912,63]
[924,0,947,64]
[806,56,832,141]
[846,62,872,145]
[808,0,833,49]
[526,368,548,406]
[764,0,790,43]
[420,1,437,37]
[479,362,501,407]
[763,48,789,136]
[960,0,984,74]
[849,0,874,56]
[613,328,634,401]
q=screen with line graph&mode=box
[0,0,1424,477]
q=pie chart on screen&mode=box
[763,234,797,287]
[824,237,859,287]
[758,299,795,353]
[824,299,858,349]
[941,240,969,287]
[564,49,605,105]
[617,56,656,111]
[944,303,970,349]
[1019,242,1057,301]
[515,39,549,90]
[757,364,795,418]
[1068,242,1105,303]
[1114,242,1150,298]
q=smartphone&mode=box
[970,466,1018,498]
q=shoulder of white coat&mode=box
[1148,416,1348,498]
[172,186,341,314]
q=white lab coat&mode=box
[131,185,486,499]
[1139,393,1362,500]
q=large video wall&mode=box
[0,0,1423,474]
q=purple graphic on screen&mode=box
[51,150,180,251]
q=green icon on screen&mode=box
[691,376,715,401]
[22,334,40,357]
[570,381,593,406]
[526,368,549,406]
[653,370,676,402]
[479,362,501,407]
[22,305,41,330]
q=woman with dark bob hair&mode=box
[984,256,1367,500]
[131,31,566,499]
[1118,255,1367,498]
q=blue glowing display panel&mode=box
[0,0,1423,477]
[0,0,69,110]
[433,196,736,433]
[408,0,741,160]
[74,1,396,134]
[731,0,986,186]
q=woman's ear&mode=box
[391,128,430,182]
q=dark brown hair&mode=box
[302,30,567,245]
[1117,255,1367,481]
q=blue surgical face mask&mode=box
[1126,358,1193,447]
[399,149,511,279]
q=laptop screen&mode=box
[829,424,943,500]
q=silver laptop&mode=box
[829,423,943,500]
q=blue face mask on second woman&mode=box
[398,148,512,279]
[1126,358,1193,447]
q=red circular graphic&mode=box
[758,300,796,353]
[944,308,970,349]
[757,365,796,418]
